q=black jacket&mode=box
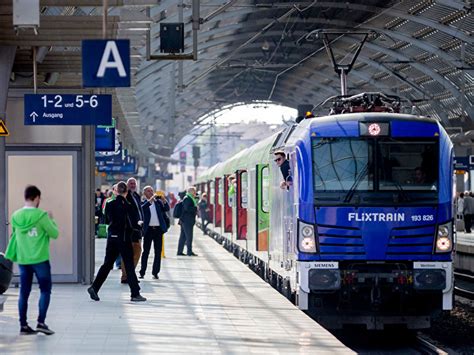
[180,196,197,226]
[141,198,170,234]
[126,191,144,241]
[105,195,134,242]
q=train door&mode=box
[256,164,270,251]
[224,174,233,234]
[237,170,248,240]
[207,181,214,224]
[247,167,257,252]
[214,177,222,227]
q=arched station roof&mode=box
[1,0,472,161]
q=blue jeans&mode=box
[18,261,52,327]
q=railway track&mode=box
[454,271,474,300]
[414,335,447,354]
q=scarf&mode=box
[186,193,198,207]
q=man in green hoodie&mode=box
[5,185,59,335]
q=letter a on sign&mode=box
[0,119,9,136]
[82,39,130,87]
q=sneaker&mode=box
[130,295,147,302]
[188,252,198,256]
[36,323,55,335]
[177,252,185,256]
[20,325,37,335]
[87,286,100,301]
[152,274,159,280]
[138,274,144,279]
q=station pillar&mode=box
[0,46,16,252]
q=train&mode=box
[195,93,454,330]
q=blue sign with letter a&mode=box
[82,39,130,87]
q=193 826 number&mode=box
[411,215,434,222]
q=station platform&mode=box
[0,226,350,354]
[455,231,474,272]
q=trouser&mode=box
[201,217,209,233]
[464,214,473,233]
[121,241,141,281]
[177,223,195,255]
[92,237,140,297]
[18,261,52,327]
[140,226,164,276]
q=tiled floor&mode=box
[0,226,351,354]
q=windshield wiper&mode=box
[343,164,369,203]
[392,181,410,203]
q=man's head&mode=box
[95,188,101,197]
[415,167,427,184]
[127,178,137,192]
[274,151,286,167]
[187,186,197,197]
[116,181,128,197]
[25,185,41,207]
[143,185,154,200]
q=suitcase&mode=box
[456,218,465,232]
[0,253,13,294]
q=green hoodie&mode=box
[5,207,59,265]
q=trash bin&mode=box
[97,224,108,238]
[0,253,13,295]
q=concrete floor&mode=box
[0,225,351,354]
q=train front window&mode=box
[378,140,438,191]
[312,137,439,205]
[312,138,374,192]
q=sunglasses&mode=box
[274,158,282,162]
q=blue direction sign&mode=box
[82,40,130,87]
[24,94,112,125]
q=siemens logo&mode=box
[348,212,405,222]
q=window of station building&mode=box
[261,166,270,213]
[240,171,248,209]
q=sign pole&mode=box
[32,46,37,94]
[102,0,108,39]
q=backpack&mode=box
[173,199,184,219]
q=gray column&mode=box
[0,46,16,252]
[82,125,95,284]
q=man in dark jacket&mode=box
[88,181,146,302]
[177,187,198,256]
[139,186,170,279]
[121,178,144,283]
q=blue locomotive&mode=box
[197,93,454,329]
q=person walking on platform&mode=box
[5,185,59,335]
[139,187,170,279]
[463,192,474,233]
[198,193,210,235]
[177,187,198,256]
[102,186,122,270]
[88,181,146,302]
[167,192,178,225]
[121,178,144,283]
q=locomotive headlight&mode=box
[301,226,313,238]
[298,220,317,253]
[435,222,453,253]
[301,237,315,251]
